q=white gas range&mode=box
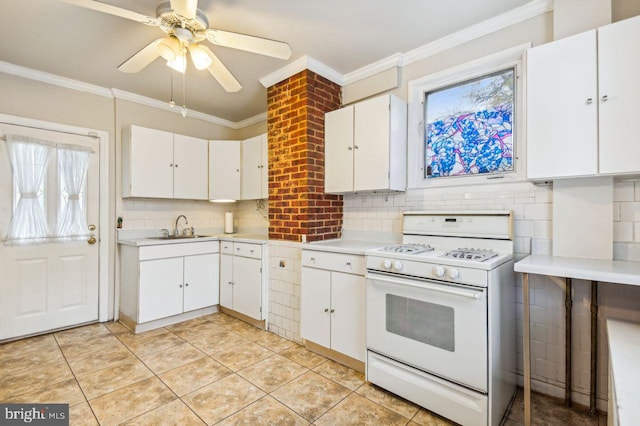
[365,211,516,426]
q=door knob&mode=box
[88,224,96,231]
[87,237,97,245]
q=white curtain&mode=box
[55,144,91,241]
[5,135,54,244]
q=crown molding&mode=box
[342,53,403,86]
[259,55,344,88]
[401,0,553,67]
[0,61,113,98]
[110,88,240,128]
[261,0,552,88]
[235,112,267,128]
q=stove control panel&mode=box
[367,255,488,287]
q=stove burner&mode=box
[380,244,435,255]
[442,248,498,262]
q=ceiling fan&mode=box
[61,0,292,92]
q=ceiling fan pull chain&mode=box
[169,70,176,108]
[181,64,188,118]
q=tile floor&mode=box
[0,312,606,425]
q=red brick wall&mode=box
[267,70,343,242]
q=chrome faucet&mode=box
[174,215,188,236]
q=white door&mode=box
[241,135,263,200]
[209,140,241,201]
[598,15,640,174]
[0,124,101,341]
[173,134,208,200]
[324,106,354,193]
[331,272,366,361]
[232,255,262,320]
[300,267,331,348]
[354,95,391,191]
[183,253,219,312]
[139,257,184,323]
[526,30,598,179]
[219,253,233,309]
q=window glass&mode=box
[424,68,514,179]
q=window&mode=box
[407,44,528,188]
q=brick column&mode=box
[267,70,342,242]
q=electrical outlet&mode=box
[279,260,286,268]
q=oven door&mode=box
[367,271,488,392]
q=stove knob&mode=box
[383,259,392,269]
[393,260,403,271]
[448,268,460,279]
[434,266,445,277]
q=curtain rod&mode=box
[0,121,100,139]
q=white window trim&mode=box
[407,43,530,189]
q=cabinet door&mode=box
[598,15,640,174]
[173,134,208,200]
[219,254,233,309]
[300,267,331,349]
[526,30,598,179]
[330,272,366,361]
[232,255,262,320]
[260,133,268,199]
[139,257,184,323]
[354,95,392,191]
[241,135,263,200]
[127,126,174,198]
[209,140,241,201]
[183,253,219,312]
[325,105,354,193]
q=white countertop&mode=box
[514,255,640,286]
[118,232,268,247]
[302,239,387,255]
[607,318,640,425]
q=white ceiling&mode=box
[0,0,533,123]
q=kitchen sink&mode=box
[147,235,212,240]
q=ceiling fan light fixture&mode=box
[156,36,181,61]
[166,51,186,73]
[189,44,212,70]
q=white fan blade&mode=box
[60,0,159,25]
[199,45,242,92]
[118,39,162,73]
[170,0,198,20]
[206,29,292,60]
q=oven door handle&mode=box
[367,273,482,300]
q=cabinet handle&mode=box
[347,146,353,151]
[346,261,352,266]
[585,98,593,105]
[602,95,608,102]
[330,309,335,313]
[353,145,359,149]
[179,284,183,288]
[324,308,329,312]
[185,283,189,287]
[175,164,178,167]
[310,257,316,262]
[170,163,173,167]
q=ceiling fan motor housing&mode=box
[156,1,209,43]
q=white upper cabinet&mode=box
[123,126,174,198]
[598,16,640,175]
[325,105,355,193]
[173,134,208,200]
[526,30,598,179]
[209,140,241,201]
[526,15,640,179]
[241,133,268,200]
[325,94,407,193]
[122,125,208,199]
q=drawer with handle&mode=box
[302,250,365,275]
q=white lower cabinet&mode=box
[119,241,219,331]
[301,250,366,362]
[219,241,266,321]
